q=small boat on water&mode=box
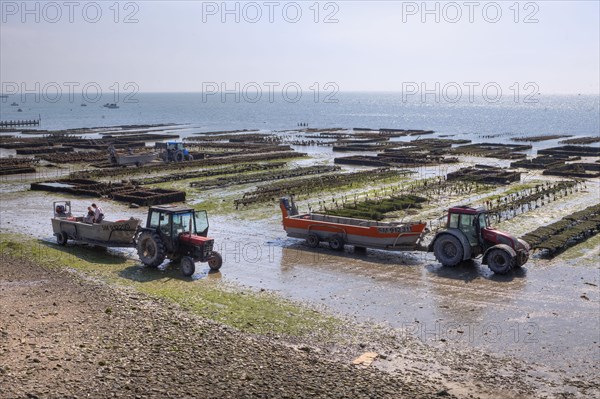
[81,103,87,107]
[103,103,119,109]
[17,108,22,112]
[10,102,18,106]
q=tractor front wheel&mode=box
[136,231,166,268]
[181,256,196,277]
[208,252,223,271]
[487,248,514,274]
[433,234,463,267]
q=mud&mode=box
[446,165,521,185]
[538,145,600,157]
[234,168,400,207]
[36,150,108,164]
[543,162,600,178]
[190,165,339,190]
[513,134,573,142]
[71,151,307,179]
[560,136,600,145]
[485,181,581,223]
[30,179,186,206]
[0,158,38,175]
[522,203,600,256]
[452,143,532,159]
[511,155,580,170]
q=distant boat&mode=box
[81,103,87,107]
[17,108,22,112]
[10,102,18,106]
[103,103,119,109]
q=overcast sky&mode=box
[1,1,599,94]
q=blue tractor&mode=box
[156,141,194,162]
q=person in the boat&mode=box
[83,207,94,224]
[92,203,104,223]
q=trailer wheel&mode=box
[487,248,514,274]
[137,231,166,268]
[208,252,223,271]
[329,235,345,251]
[433,234,463,267]
[181,256,196,277]
[306,234,320,248]
[174,150,184,162]
[56,232,68,246]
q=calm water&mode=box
[1,93,598,144]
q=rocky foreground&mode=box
[0,256,450,399]
[1,255,597,399]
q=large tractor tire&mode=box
[433,234,464,267]
[207,252,223,271]
[181,256,196,277]
[487,248,514,274]
[136,231,166,268]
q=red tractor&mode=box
[429,206,530,274]
[136,205,222,276]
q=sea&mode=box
[1,92,598,147]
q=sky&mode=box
[1,1,599,94]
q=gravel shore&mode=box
[1,255,597,399]
[0,256,449,399]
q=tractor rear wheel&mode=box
[208,252,223,271]
[181,256,196,277]
[487,248,514,274]
[433,234,463,267]
[329,235,345,251]
[56,232,68,246]
[306,234,320,248]
[136,231,166,268]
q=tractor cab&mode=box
[156,141,193,162]
[137,205,221,276]
[446,206,489,253]
[146,205,210,251]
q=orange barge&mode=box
[280,197,428,251]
